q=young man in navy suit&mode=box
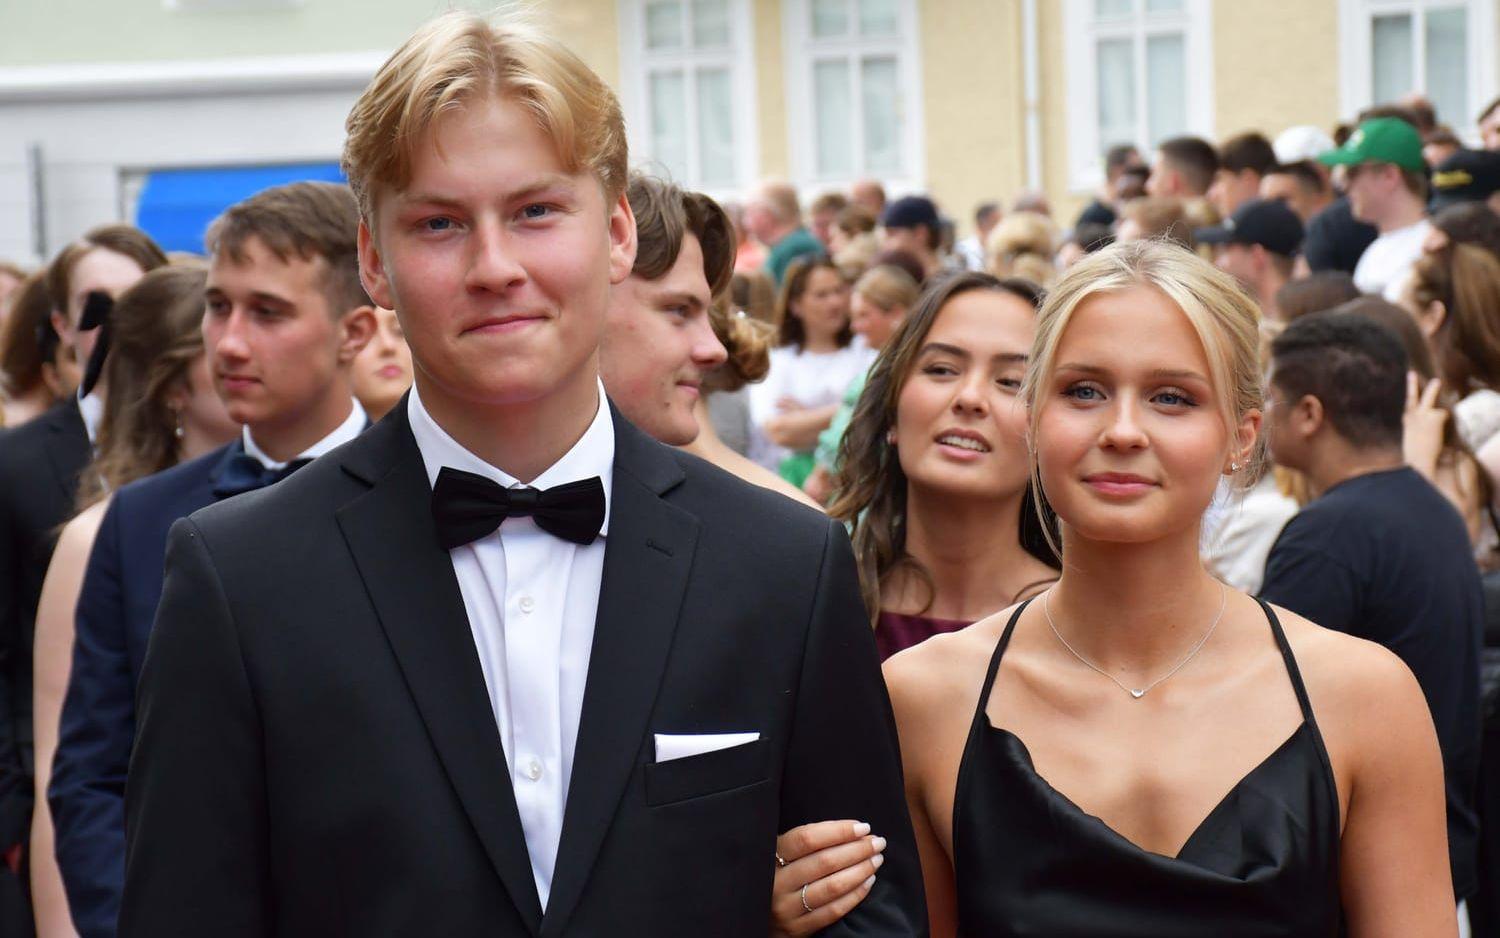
[49,181,374,937]
[120,13,924,936]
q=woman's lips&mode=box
[1083,473,1157,497]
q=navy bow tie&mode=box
[430,467,605,550]
[212,454,312,499]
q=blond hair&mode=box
[852,264,920,313]
[1022,241,1264,549]
[342,11,628,219]
[985,211,1057,285]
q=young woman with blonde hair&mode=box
[773,241,1452,936]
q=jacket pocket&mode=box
[644,738,770,806]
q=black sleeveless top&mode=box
[953,599,1343,937]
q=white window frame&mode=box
[782,0,925,197]
[1338,0,1497,139]
[617,0,760,199]
[1062,0,1214,193]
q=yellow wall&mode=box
[1211,0,1341,140]
[753,0,792,179]
[919,0,1028,235]
[550,0,623,89]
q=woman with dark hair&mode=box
[1343,296,1494,554]
[0,272,78,428]
[830,271,1061,659]
[29,265,237,933]
[748,256,870,486]
[769,272,1060,936]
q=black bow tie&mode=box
[430,467,605,550]
[212,454,312,499]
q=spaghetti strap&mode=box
[1255,598,1317,723]
[973,599,1034,724]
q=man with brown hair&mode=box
[122,12,922,937]
[746,180,823,285]
[1208,131,1277,218]
[53,180,373,937]
[1318,116,1432,299]
[600,175,729,446]
[1146,135,1219,199]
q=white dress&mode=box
[747,343,875,471]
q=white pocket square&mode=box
[654,732,760,763]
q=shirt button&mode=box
[519,595,536,614]
[525,759,543,781]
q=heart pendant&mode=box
[1130,688,1145,699]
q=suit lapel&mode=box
[541,409,698,937]
[44,400,90,500]
[335,409,544,933]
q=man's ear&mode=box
[337,305,377,366]
[1293,394,1325,439]
[607,189,639,287]
[357,219,396,311]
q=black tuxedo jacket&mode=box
[0,400,90,852]
[121,402,926,936]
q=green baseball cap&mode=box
[1317,117,1425,173]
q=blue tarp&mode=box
[133,162,346,254]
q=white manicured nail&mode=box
[853,821,871,837]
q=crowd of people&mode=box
[0,9,1499,936]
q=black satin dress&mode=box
[953,599,1342,936]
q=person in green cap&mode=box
[1318,115,1431,300]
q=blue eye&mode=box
[423,217,453,232]
[1156,391,1197,408]
[522,204,551,220]
[1065,384,1102,401]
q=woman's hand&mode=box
[1402,372,1447,480]
[770,820,885,937]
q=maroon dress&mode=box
[874,611,972,661]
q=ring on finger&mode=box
[800,883,814,914]
[775,852,787,868]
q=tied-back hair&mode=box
[1022,241,1266,557]
[45,225,168,320]
[703,296,774,394]
[74,264,213,512]
[830,271,1060,625]
[1408,242,1500,394]
[775,256,851,350]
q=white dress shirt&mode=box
[242,398,366,470]
[406,381,614,910]
[77,390,104,445]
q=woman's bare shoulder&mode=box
[882,604,1018,719]
[53,499,109,564]
[1268,604,1428,731]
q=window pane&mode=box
[861,56,901,174]
[858,0,899,36]
[1145,33,1186,147]
[812,0,849,37]
[1425,6,1468,128]
[646,0,684,49]
[696,68,736,186]
[649,70,689,182]
[814,59,854,177]
[1094,0,1133,21]
[1145,0,1183,13]
[691,0,731,47]
[1372,14,1414,106]
[1096,37,1137,155]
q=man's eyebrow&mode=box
[401,175,579,208]
[652,290,707,310]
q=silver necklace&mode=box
[1041,584,1228,699]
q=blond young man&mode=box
[120,13,923,937]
